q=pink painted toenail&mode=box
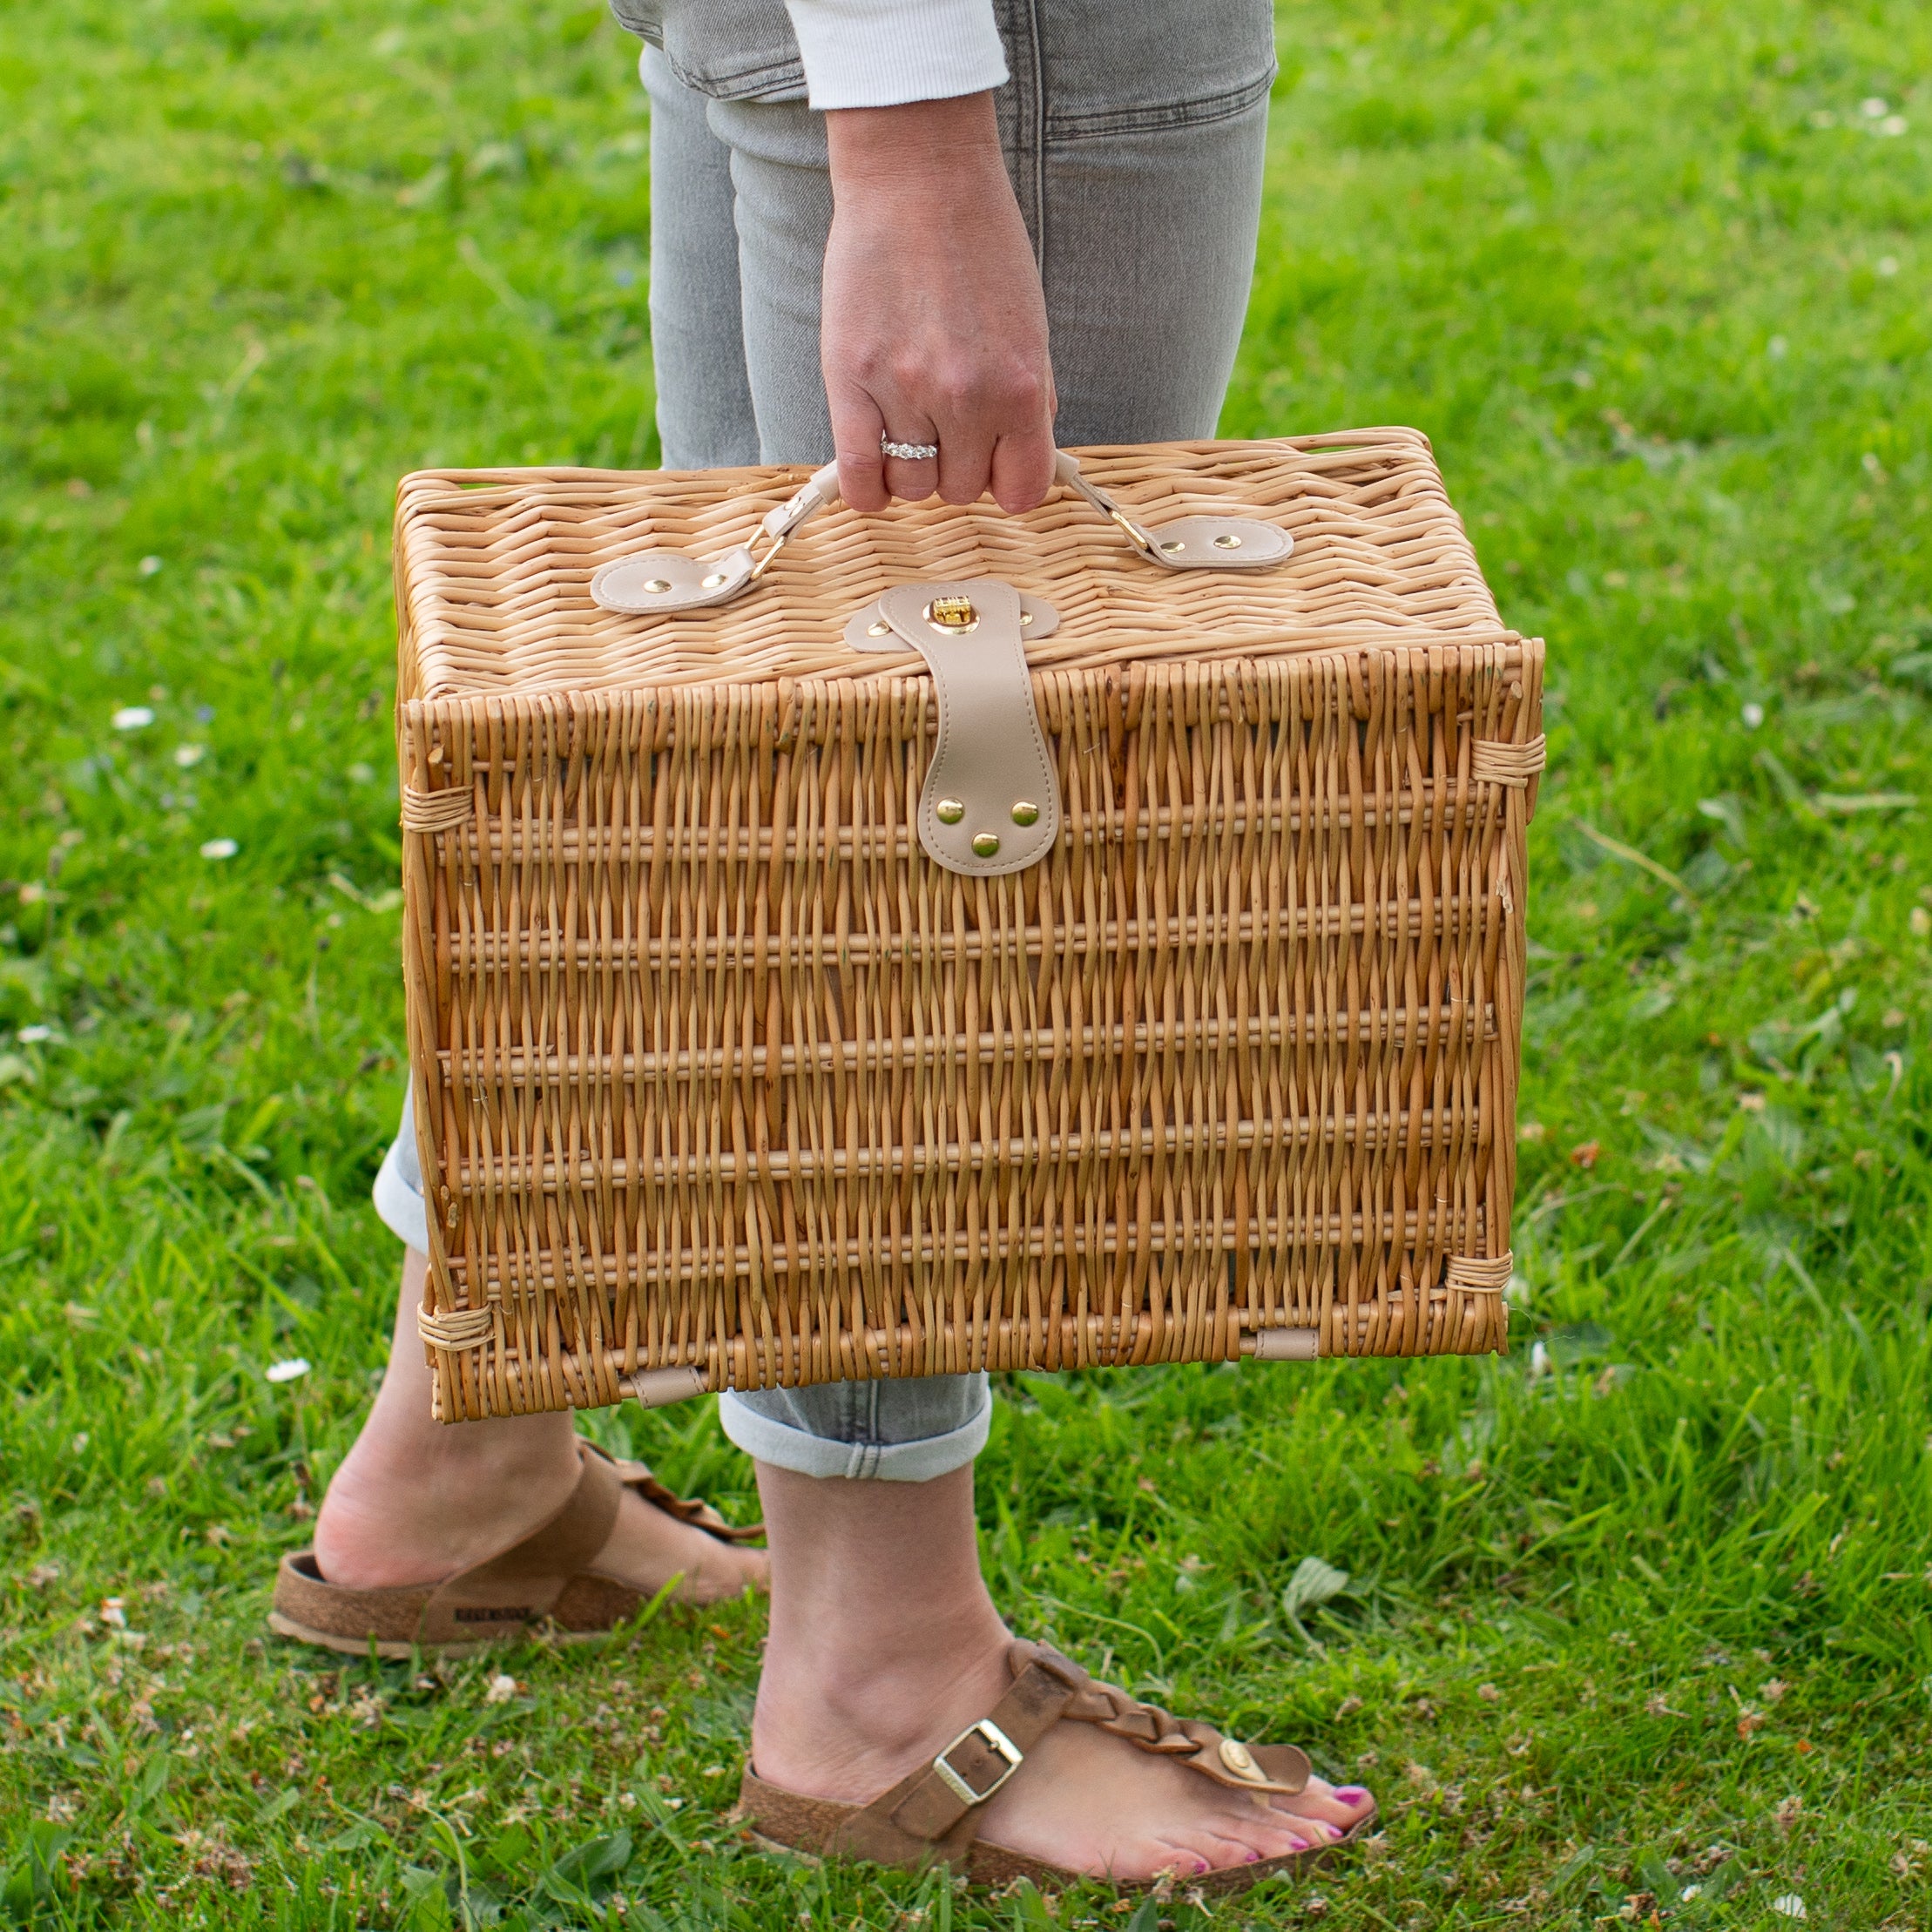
[1286,1836,1310,1853]
[1246,1851,1262,1863]
[1193,1860,1210,1875]
[1337,1786,1369,1804]
[1321,1821,1345,1840]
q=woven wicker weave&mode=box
[395,431,1544,1422]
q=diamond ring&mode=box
[881,431,940,463]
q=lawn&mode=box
[2,0,1929,1925]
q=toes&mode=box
[1234,1811,1322,1861]
[1143,1814,1316,1880]
[1275,1774,1374,1832]
[1272,1802,1351,1840]
[1186,1830,1272,1870]
[1140,1835,1219,1881]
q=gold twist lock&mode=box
[925,596,978,632]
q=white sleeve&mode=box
[783,0,1009,109]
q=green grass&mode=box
[3,0,1930,1923]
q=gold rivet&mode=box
[970,831,1001,858]
[925,596,978,632]
[936,799,966,825]
[868,618,893,637]
[1213,533,1243,551]
[1010,800,1039,827]
[1159,538,1186,555]
[642,578,672,594]
[701,571,730,589]
[1219,1738,1260,1779]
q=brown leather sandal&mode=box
[267,1441,763,1658]
[739,1640,1375,1896]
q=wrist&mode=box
[826,92,1006,197]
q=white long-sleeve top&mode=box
[784,0,1009,108]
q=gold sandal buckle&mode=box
[931,1719,1023,1806]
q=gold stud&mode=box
[1159,538,1186,555]
[925,596,978,632]
[970,831,1001,858]
[1219,1737,1261,1779]
[868,618,893,637]
[1019,609,1035,626]
[1010,800,1039,827]
[936,799,966,825]
[1213,533,1243,551]
[701,571,730,588]
[643,578,672,594]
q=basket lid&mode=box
[395,431,1511,701]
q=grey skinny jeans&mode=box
[378,0,1272,1477]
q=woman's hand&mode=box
[821,92,1056,513]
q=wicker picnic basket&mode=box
[393,431,1544,1422]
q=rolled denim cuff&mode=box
[372,1091,430,1254]
[718,1376,991,1481]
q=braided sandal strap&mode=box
[829,1640,1310,1871]
[1028,1642,1311,1795]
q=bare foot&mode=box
[754,1628,1367,1881]
[749,1463,1373,1882]
[314,1248,767,1605]
[315,1438,768,1605]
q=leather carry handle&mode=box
[590,450,1294,617]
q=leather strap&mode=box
[587,452,1291,618]
[1051,453,1293,572]
[417,1442,624,1643]
[830,1641,1311,1872]
[595,1445,767,1544]
[875,578,1061,879]
[413,1443,760,1643]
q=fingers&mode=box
[829,388,889,513]
[828,361,1055,512]
[987,415,1057,515]
[935,422,996,507]
[880,420,941,505]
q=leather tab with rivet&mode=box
[872,578,1060,879]
[589,544,756,614]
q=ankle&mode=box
[314,1412,582,1588]
[753,1612,1011,1798]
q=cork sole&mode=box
[737,1771,1373,1896]
[265,1608,618,1661]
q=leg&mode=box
[677,6,1375,1875]
[643,45,762,469]
[310,44,772,1619]
[703,91,838,463]
[1006,0,1275,445]
[312,1098,765,1604]
[1031,100,1269,446]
